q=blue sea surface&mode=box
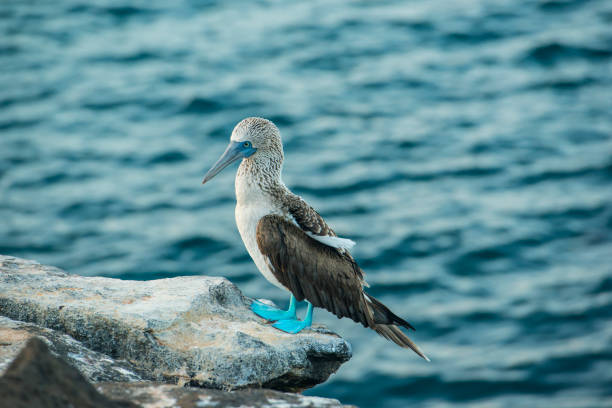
[1,0,612,407]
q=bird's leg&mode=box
[251,294,297,321]
[271,301,313,334]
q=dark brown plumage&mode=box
[256,214,428,360]
[285,194,336,237]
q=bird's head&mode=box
[202,117,283,185]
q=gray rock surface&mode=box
[0,255,351,391]
[0,337,137,408]
[97,383,353,408]
[0,316,142,382]
[0,335,353,408]
[1,335,353,408]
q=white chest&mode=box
[235,175,287,291]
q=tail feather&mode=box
[366,294,429,361]
[367,295,415,330]
[374,325,430,361]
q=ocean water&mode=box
[1,0,612,407]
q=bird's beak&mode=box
[202,142,243,185]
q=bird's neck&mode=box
[235,154,285,206]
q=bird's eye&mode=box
[243,141,251,148]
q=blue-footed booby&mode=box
[202,117,429,360]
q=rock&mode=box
[0,319,354,408]
[0,334,353,408]
[0,316,142,383]
[0,255,351,391]
[0,337,137,408]
[97,383,354,408]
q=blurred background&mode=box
[1,0,612,407]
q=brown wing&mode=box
[256,214,374,327]
[284,193,336,237]
[256,214,429,360]
[283,193,361,270]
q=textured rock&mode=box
[0,316,142,382]
[0,337,137,408]
[97,383,354,408]
[0,255,351,391]
[0,335,352,408]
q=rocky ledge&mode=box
[1,336,352,408]
[0,255,353,407]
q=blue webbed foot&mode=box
[272,317,311,334]
[251,295,297,321]
[271,302,313,334]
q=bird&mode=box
[201,117,429,361]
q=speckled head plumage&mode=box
[231,117,284,162]
[202,117,283,185]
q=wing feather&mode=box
[255,214,428,360]
[256,214,373,327]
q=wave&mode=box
[522,42,612,65]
